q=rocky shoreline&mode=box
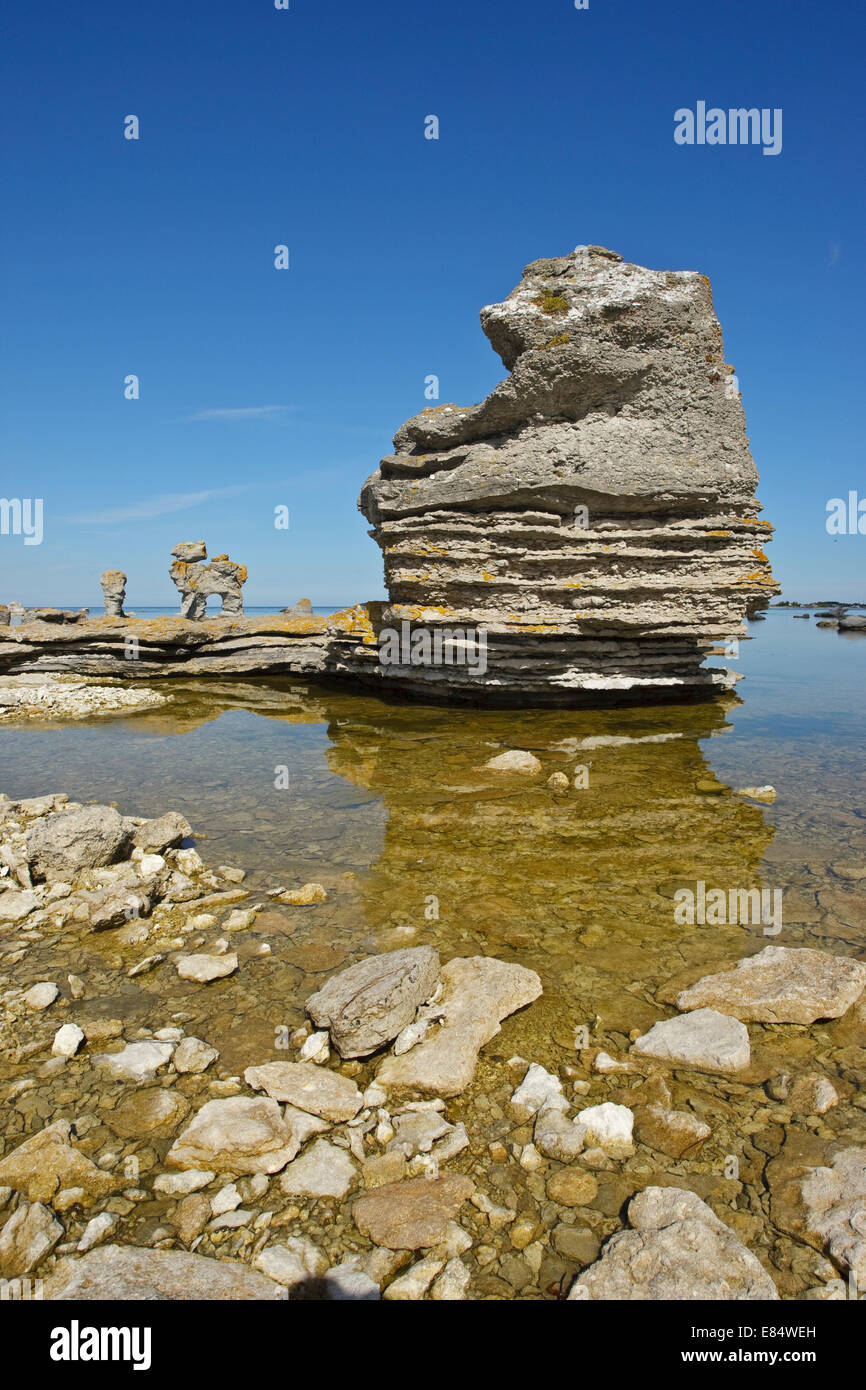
[1,792,864,1300]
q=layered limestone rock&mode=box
[349,244,777,703]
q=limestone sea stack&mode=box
[352,245,778,703]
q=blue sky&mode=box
[1,0,864,606]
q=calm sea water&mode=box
[1,610,863,1297]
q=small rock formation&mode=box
[376,956,542,1096]
[630,1007,750,1073]
[769,1143,866,1286]
[0,605,10,627]
[569,1187,779,1300]
[100,569,127,617]
[166,1096,298,1175]
[674,945,866,1024]
[352,1174,475,1250]
[305,946,441,1058]
[243,1061,363,1122]
[169,541,246,619]
[356,245,777,702]
[41,1245,284,1300]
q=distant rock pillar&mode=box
[0,604,10,627]
[169,542,246,619]
[101,570,127,617]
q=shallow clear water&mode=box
[1,611,864,1297]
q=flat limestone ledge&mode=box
[0,609,374,679]
[0,603,741,706]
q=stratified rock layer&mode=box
[350,245,777,703]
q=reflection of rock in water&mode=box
[317,690,776,1037]
[77,678,775,1043]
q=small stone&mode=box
[76,1212,119,1253]
[167,1097,298,1175]
[352,1174,475,1250]
[0,1200,63,1276]
[280,883,328,905]
[630,1009,750,1073]
[152,1170,215,1196]
[218,866,246,883]
[24,982,59,1010]
[52,1023,84,1058]
[484,749,542,775]
[175,952,238,983]
[173,1037,219,1074]
[576,1102,634,1157]
[243,1061,363,1122]
[429,1256,471,1300]
[298,1030,330,1064]
[94,1041,174,1082]
[510,1062,567,1121]
[634,1104,711,1160]
[546,772,570,792]
[383,1256,444,1300]
[547,1168,598,1207]
[279,1140,356,1200]
[254,1237,328,1288]
[210,1183,242,1217]
[788,1075,839,1116]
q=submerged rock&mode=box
[769,1143,866,1285]
[279,1139,357,1200]
[569,1186,778,1300]
[352,1174,475,1250]
[305,946,441,1058]
[166,1097,298,1175]
[243,1061,363,1122]
[630,1008,750,1073]
[376,955,542,1096]
[42,1244,284,1300]
[674,945,866,1024]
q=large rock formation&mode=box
[352,245,777,702]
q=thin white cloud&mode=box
[184,405,296,422]
[63,487,247,525]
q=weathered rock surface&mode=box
[0,1200,64,1276]
[169,541,247,620]
[279,1139,357,1200]
[633,1103,711,1159]
[305,947,441,1057]
[176,951,238,983]
[769,1143,866,1284]
[93,1041,174,1081]
[569,1186,778,1300]
[674,945,866,1023]
[376,955,542,1096]
[0,1121,120,1203]
[26,804,131,878]
[351,245,777,703]
[42,1245,284,1299]
[630,1008,750,1072]
[243,1061,363,1122]
[352,1174,475,1250]
[100,570,126,618]
[166,1097,298,1175]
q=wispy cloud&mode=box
[183,405,296,422]
[828,241,841,268]
[63,487,247,525]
